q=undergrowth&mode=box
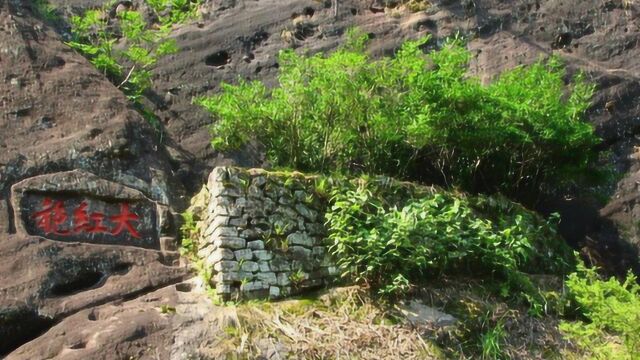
[560,262,640,359]
[324,176,574,311]
[65,1,199,131]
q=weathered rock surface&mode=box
[5,278,224,360]
[3,0,640,357]
[0,235,189,355]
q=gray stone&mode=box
[305,223,326,236]
[229,216,248,228]
[253,250,273,261]
[290,246,312,260]
[287,232,314,247]
[269,286,281,298]
[209,167,229,183]
[252,176,267,187]
[397,301,457,327]
[276,206,299,219]
[247,240,265,250]
[235,197,248,208]
[270,255,291,271]
[234,249,254,261]
[326,266,339,276]
[217,236,246,249]
[214,261,239,272]
[279,196,293,205]
[297,217,305,231]
[247,184,263,198]
[240,229,264,240]
[204,216,230,236]
[213,205,242,217]
[312,246,326,257]
[240,261,259,272]
[258,261,271,272]
[263,198,276,213]
[207,248,235,264]
[241,281,269,292]
[257,272,277,285]
[276,272,291,286]
[216,284,232,294]
[295,204,318,222]
[197,244,216,259]
[215,271,253,283]
[213,226,238,238]
[294,190,307,202]
[214,186,243,197]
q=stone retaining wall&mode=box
[197,167,337,300]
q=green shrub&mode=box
[560,262,640,359]
[198,31,601,197]
[324,177,573,299]
[68,8,178,102]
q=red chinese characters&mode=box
[32,198,141,239]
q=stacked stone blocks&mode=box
[199,167,337,300]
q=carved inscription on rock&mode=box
[10,170,176,251]
[21,193,158,249]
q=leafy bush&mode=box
[198,32,601,197]
[560,262,640,359]
[68,7,178,102]
[324,177,573,299]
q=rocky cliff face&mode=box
[2,0,640,357]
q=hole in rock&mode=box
[205,51,231,67]
[87,310,98,321]
[351,8,357,15]
[303,7,315,17]
[111,262,132,275]
[68,341,87,350]
[175,283,193,292]
[294,23,316,41]
[50,270,104,297]
[0,309,55,356]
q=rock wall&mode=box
[198,167,337,300]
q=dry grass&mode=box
[208,286,445,359]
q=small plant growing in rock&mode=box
[289,269,306,289]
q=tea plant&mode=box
[324,178,573,300]
[560,262,640,359]
[198,31,602,198]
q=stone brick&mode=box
[295,204,318,221]
[215,284,232,294]
[208,248,234,264]
[240,261,259,272]
[276,272,291,286]
[241,281,269,292]
[305,223,326,236]
[269,286,281,298]
[252,176,267,187]
[258,261,271,272]
[213,226,238,238]
[257,272,277,285]
[247,240,265,250]
[214,261,239,272]
[287,232,314,247]
[229,216,248,227]
[241,229,262,240]
[290,246,312,260]
[234,249,253,261]
[215,271,253,283]
[253,250,272,261]
[312,246,326,257]
[217,236,246,249]
[270,255,291,271]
